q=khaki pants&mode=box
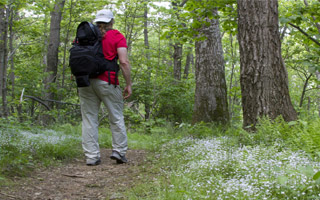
[78,79,128,163]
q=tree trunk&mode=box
[8,7,15,110]
[43,0,65,107]
[173,43,182,81]
[228,33,237,119]
[0,6,4,101]
[0,6,9,117]
[299,74,312,108]
[171,1,185,82]
[190,50,195,74]
[237,0,297,130]
[61,0,73,88]
[144,3,151,120]
[192,8,229,124]
[183,47,192,79]
[316,71,320,117]
[42,0,65,124]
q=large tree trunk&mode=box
[42,0,65,124]
[0,6,9,117]
[192,8,229,124]
[237,0,297,129]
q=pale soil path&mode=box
[0,149,148,200]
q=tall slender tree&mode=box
[0,5,8,117]
[0,6,4,101]
[42,0,65,124]
[171,0,186,81]
[183,46,192,79]
[237,0,297,130]
[143,1,151,120]
[193,8,229,124]
[43,0,65,106]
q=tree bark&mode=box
[183,47,192,79]
[299,73,312,108]
[173,43,182,81]
[228,33,237,119]
[0,6,4,101]
[237,0,297,130]
[172,1,184,82]
[144,3,151,120]
[42,0,65,124]
[61,0,73,88]
[192,8,229,124]
[316,71,320,117]
[43,0,65,108]
[0,5,9,117]
[8,7,15,109]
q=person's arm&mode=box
[117,47,132,99]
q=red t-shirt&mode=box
[97,29,128,85]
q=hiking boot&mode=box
[86,159,101,166]
[110,151,127,164]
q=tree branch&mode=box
[288,23,320,47]
[180,0,188,7]
[23,94,80,111]
[24,95,50,111]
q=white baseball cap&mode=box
[94,9,114,23]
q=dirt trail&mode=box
[0,149,147,200]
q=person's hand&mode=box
[123,85,132,99]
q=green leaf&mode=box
[313,171,320,181]
[288,121,297,126]
[277,176,288,185]
[299,165,314,178]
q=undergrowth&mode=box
[0,121,179,184]
[1,115,320,199]
[0,124,82,179]
[126,117,320,199]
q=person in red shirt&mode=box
[78,9,132,166]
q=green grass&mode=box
[0,121,179,184]
[1,116,320,199]
[0,124,82,181]
[126,117,320,200]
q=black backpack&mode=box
[69,21,119,87]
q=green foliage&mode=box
[127,117,320,199]
[155,80,194,122]
[1,0,319,143]
[0,125,81,179]
[98,127,113,148]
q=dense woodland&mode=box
[0,0,319,129]
[1,1,320,199]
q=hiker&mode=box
[78,9,132,166]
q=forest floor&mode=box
[0,149,148,200]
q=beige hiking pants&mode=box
[78,79,128,163]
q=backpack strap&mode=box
[88,22,99,38]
